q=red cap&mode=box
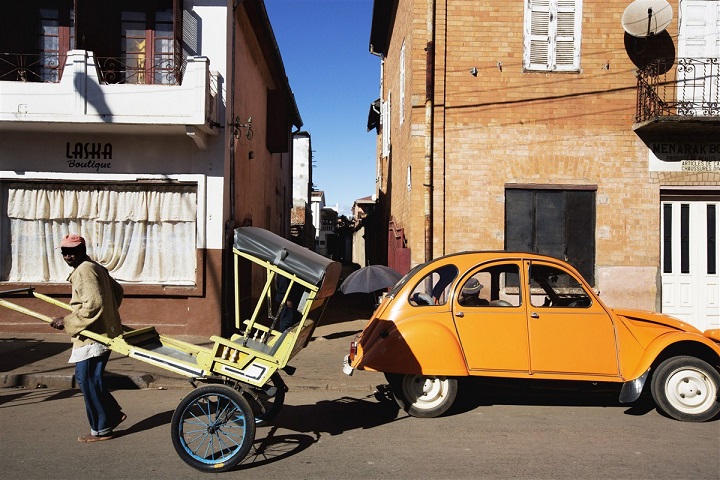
[59,234,85,248]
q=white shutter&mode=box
[677,0,720,114]
[400,40,406,125]
[678,0,720,58]
[381,92,391,158]
[525,0,552,71]
[524,0,581,72]
[554,0,581,71]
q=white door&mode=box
[661,198,720,331]
[677,0,720,115]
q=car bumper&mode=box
[342,354,354,376]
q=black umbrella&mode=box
[339,265,402,294]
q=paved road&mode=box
[2,384,719,480]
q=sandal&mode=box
[78,433,114,443]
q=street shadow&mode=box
[238,387,401,469]
[449,377,653,418]
[112,409,173,437]
[241,428,318,468]
[314,330,361,342]
[0,338,69,372]
[0,387,78,407]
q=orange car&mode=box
[343,252,720,422]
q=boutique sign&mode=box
[65,142,113,171]
[649,142,720,172]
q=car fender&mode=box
[619,331,720,402]
[354,316,468,376]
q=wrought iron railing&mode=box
[636,57,720,123]
[0,52,180,86]
[95,56,180,85]
[0,53,67,83]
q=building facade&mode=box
[290,131,315,248]
[369,0,719,331]
[0,0,301,336]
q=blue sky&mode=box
[264,0,379,217]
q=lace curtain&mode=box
[5,183,197,284]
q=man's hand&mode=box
[50,317,65,330]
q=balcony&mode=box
[634,57,720,137]
[0,50,220,148]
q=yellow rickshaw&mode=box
[0,227,341,472]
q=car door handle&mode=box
[530,312,540,318]
[456,311,465,318]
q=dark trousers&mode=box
[75,351,122,436]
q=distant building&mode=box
[351,195,382,267]
[352,195,377,221]
[311,190,337,258]
[290,131,315,247]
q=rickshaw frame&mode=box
[0,226,341,472]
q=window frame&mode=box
[523,0,583,73]
[7,0,183,85]
[505,185,596,285]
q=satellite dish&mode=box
[622,0,673,37]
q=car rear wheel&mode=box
[650,356,720,422]
[386,373,458,418]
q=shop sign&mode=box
[649,142,720,172]
[65,142,113,171]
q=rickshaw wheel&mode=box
[171,384,256,473]
[249,372,286,426]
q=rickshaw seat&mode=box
[236,325,296,357]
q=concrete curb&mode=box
[2,369,383,393]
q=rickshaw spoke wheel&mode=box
[171,384,256,473]
[250,372,286,427]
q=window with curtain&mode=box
[0,182,197,284]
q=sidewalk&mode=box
[0,292,385,393]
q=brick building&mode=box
[368,0,719,330]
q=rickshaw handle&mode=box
[0,289,72,324]
[0,298,54,324]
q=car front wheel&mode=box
[650,356,720,422]
[386,373,458,418]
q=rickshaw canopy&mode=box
[233,227,341,299]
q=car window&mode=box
[529,263,592,307]
[409,264,458,306]
[458,263,521,307]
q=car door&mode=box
[453,261,530,373]
[524,260,620,378]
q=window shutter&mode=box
[382,92,391,158]
[173,0,184,83]
[525,0,552,71]
[554,0,580,71]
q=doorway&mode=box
[661,194,720,331]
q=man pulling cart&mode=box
[0,227,341,472]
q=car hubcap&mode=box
[405,375,447,409]
[666,368,717,413]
